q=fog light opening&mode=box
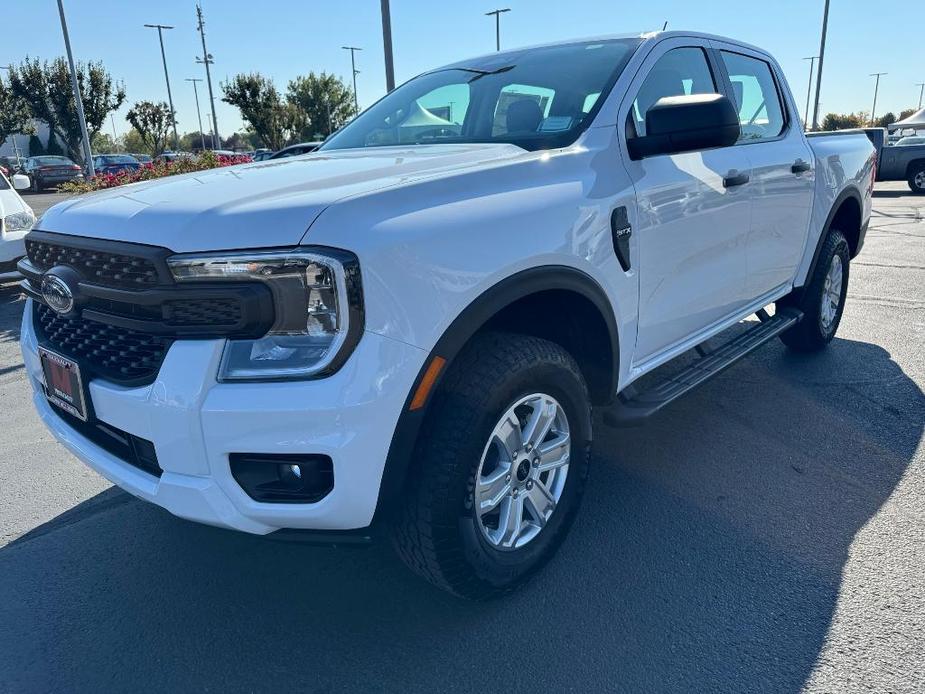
[230,453,334,503]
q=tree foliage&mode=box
[221,71,356,149]
[821,112,867,131]
[287,72,357,139]
[898,108,917,121]
[28,134,45,157]
[0,76,33,145]
[875,112,897,128]
[221,73,304,150]
[91,132,119,154]
[125,101,173,156]
[8,57,125,163]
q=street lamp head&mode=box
[485,7,511,14]
[144,23,175,29]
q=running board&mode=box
[602,308,803,427]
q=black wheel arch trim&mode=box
[370,264,620,528]
[800,186,865,292]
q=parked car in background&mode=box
[895,135,925,146]
[18,31,876,597]
[853,127,925,193]
[130,153,153,164]
[154,151,195,163]
[91,154,142,176]
[20,156,84,192]
[251,148,273,161]
[267,142,323,159]
[0,170,34,280]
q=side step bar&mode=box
[602,307,803,428]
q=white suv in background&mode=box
[19,32,874,598]
[0,171,34,281]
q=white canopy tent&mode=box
[888,108,925,132]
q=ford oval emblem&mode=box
[41,273,75,315]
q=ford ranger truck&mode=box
[18,32,875,598]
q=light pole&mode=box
[803,56,818,131]
[811,0,830,131]
[144,24,180,150]
[485,8,510,52]
[869,72,887,126]
[110,113,118,148]
[56,0,94,176]
[342,46,362,113]
[917,83,925,111]
[196,3,220,148]
[186,78,206,151]
[380,0,395,92]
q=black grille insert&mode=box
[26,239,161,288]
[52,407,162,478]
[36,303,172,384]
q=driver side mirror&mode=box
[12,174,30,191]
[627,93,741,160]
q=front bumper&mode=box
[21,298,426,534]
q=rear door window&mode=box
[720,51,787,141]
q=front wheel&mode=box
[392,332,592,599]
[908,164,925,194]
[777,228,850,352]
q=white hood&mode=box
[35,144,525,253]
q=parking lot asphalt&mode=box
[1,184,922,693]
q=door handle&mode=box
[791,159,812,174]
[723,171,750,188]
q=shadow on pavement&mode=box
[1,336,921,692]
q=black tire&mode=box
[392,331,592,599]
[908,163,925,194]
[777,228,850,352]
[31,176,41,194]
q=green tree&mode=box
[221,73,303,150]
[179,130,209,152]
[875,112,896,128]
[28,134,45,156]
[898,108,917,121]
[125,101,173,156]
[46,131,64,156]
[0,76,33,146]
[91,131,118,154]
[122,128,151,155]
[286,72,356,139]
[821,112,867,131]
[8,57,125,164]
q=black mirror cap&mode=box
[628,93,741,160]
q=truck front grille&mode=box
[35,303,172,384]
[26,239,161,288]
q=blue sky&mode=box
[4,0,921,139]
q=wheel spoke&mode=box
[494,414,523,459]
[522,398,556,449]
[477,466,512,512]
[524,481,556,526]
[536,433,570,472]
[496,495,524,548]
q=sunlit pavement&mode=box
[0,183,922,692]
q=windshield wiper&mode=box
[458,65,515,82]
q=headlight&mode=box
[3,211,35,233]
[167,248,363,381]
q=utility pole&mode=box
[869,72,887,127]
[803,56,818,131]
[110,113,119,148]
[811,0,830,131]
[186,78,206,151]
[917,83,925,111]
[144,24,180,150]
[380,0,395,92]
[485,8,510,52]
[196,3,219,149]
[342,46,362,113]
[56,0,94,176]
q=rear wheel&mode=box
[777,228,850,352]
[392,332,592,599]
[908,164,925,194]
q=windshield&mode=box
[100,155,138,164]
[896,137,925,146]
[321,38,641,152]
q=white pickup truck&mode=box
[19,32,875,598]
